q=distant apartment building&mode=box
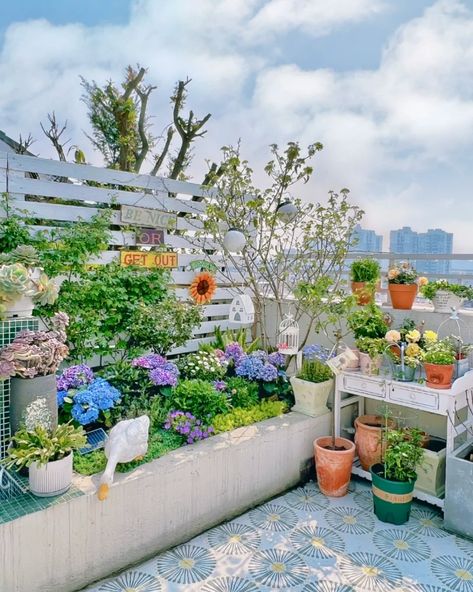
[389,226,453,275]
[351,224,383,252]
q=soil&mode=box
[322,445,347,451]
[363,422,385,428]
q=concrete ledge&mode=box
[0,411,330,592]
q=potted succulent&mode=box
[350,257,380,305]
[420,279,473,313]
[355,337,386,375]
[0,246,58,318]
[387,262,426,310]
[423,338,456,389]
[4,413,86,497]
[0,312,69,433]
[371,427,424,524]
[290,356,334,417]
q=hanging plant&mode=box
[189,271,217,304]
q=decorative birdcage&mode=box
[437,311,472,379]
[277,314,299,355]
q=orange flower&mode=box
[189,272,217,304]
[418,276,428,287]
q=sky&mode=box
[0,0,472,250]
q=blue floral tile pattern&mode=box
[155,544,215,584]
[83,479,473,592]
[248,548,308,588]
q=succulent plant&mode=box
[33,273,59,306]
[0,263,35,302]
[0,312,69,379]
[0,245,39,267]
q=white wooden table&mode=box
[334,369,473,508]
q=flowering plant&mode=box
[423,339,456,365]
[420,279,473,302]
[132,354,179,395]
[164,410,214,444]
[223,342,245,367]
[178,350,226,381]
[387,262,418,285]
[302,344,333,362]
[0,312,69,379]
[235,354,278,382]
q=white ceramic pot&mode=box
[359,352,382,376]
[432,290,465,313]
[29,452,73,497]
[290,376,334,417]
[4,294,35,318]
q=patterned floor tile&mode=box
[81,479,473,592]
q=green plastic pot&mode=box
[370,463,416,525]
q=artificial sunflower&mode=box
[189,271,217,304]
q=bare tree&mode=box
[40,112,70,162]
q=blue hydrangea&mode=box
[268,351,286,368]
[71,402,99,425]
[235,354,279,382]
[57,390,68,406]
[303,344,333,362]
[65,378,121,425]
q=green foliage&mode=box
[212,400,288,434]
[73,449,107,476]
[201,326,261,354]
[350,258,380,283]
[4,423,86,469]
[148,395,173,430]
[42,263,171,361]
[355,337,387,359]
[383,428,425,482]
[347,304,389,339]
[225,377,259,408]
[177,350,225,381]
[169,379,229,419]
[129,299,202,356]
[297,359,333,383]
[420,279,473,301]
[423,339,456,365]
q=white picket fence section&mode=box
[0,152,250,355]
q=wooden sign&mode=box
[120,205,177,229]
[120,250,178,269]
[136,228,165,245]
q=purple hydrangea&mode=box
[164,410,214,444]
[132,354,167,369]
[132,354,179,388]
[235,354,278,382]
[149,366,178,387]
[302,344,333,362]
[56,364,94,392]
[213,380,227,392]
[224,342,245,365]
[268,351,286,368]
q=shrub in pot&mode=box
[0,312,69,433]
[4,412,86,497]
[350,258,380,305]
[420,279,473,313]
[290,357,334,417]
[356,337,386,376]
[387,262,425,310]
[371,427,424,525]
[423,339,456,389]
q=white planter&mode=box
[4,294,34,318]
[290,376,333,417]
[29,453,73,497]
[431,290,464,313]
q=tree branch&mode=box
[150,126,174,176]
[40,112,69,162]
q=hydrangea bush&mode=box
[164,410,214,444]
[132,354,179,395]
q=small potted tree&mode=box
[387,262,426,310]
[350,258,380,305]
[371,427,424,524]
[291,355,334,417]
[420,279,473,313]
[423,339,456,389]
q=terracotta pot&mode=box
[388,284,418,310]
[359,352,382,376]
[355,414,396,471]
[351,282,374,306]
[314,436,355,497]
[424,363,454,389]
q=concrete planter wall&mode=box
[444,440,473,539]
[0,411,330,592]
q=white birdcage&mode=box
[437,310,472,379]
[278,314,299,355]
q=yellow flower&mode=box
[385,330,401,343]
[423,330,437,343]
[388,269,399,280]
[406,329,421,343]
[406,343,421,357]
[418,276,428,287]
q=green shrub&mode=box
[423,340,456,365]
[297,359,333,383]
[169,379,229,419]
[347,303,389,339]
[355,337,387,359]
[383,428,424,482]
[350,258,380,283]
[420,279,473,301]
[212,400,288,434]
[225,377,259,408]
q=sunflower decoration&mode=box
[190,271,217,304]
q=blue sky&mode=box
[0,0,472,249]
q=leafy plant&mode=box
[350,258,380,283]
[177,350,225,381]
[212,400,288,434]
[347,304,389,339]
[420,279,473,301]
[4,422,86,469]
[202,326,261,354]
[129,298,202,356]
[383,428,425,482]
[355,337,387,359]
[224,377,259,408]
[169,379,229,419]
[297,359,333,383]
[164,410,214,444]
[423,339,456,365]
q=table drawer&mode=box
[343,374,386,398]
[389,384,439,411]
